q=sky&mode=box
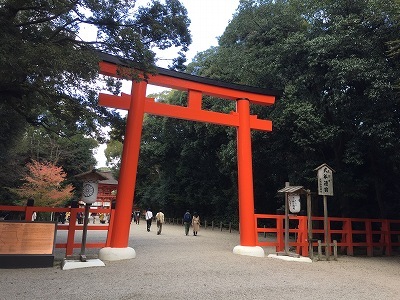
[94,0,240,167]
[156,0,240,67]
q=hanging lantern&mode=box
[75,170,108,205]
[82,180,98,204]
[288,194,301,213]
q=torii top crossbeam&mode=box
[97,52,279,259]
[98,52,278,131]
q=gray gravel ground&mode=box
[1,221,400,300]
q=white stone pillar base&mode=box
[99,247,136,261]
[233,245,265,257]
[62,259,105,270]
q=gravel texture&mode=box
[1,221,400,300]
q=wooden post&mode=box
[105,208,115,247]
[380,220,391,256]
[66,207,78,256]
[323,195,330,260]
[284,191,289,254]
[307,191,313,259]
[276,215,284,252]
[79,204,91,262]
[366,220,373,257]
[318,240,322,261]
[333,240,338,260]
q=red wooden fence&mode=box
[2,206,400,257]
[255,214,400,257]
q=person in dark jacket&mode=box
[183,210,191,236]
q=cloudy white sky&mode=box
[156,0,240,66]
[94,0,240,167]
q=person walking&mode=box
[145,208,153,232]
[183,210,191,236]
[91,212,96,224]
[136,211,140,224]
[155,209,165,235]
[99,212,105,224]
[192,212,200,236]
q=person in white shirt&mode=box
[145,208,153,232]
[155,209,165,235]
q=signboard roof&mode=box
[278,186,307,194]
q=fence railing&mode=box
[255,214,400,257]
[3,206,400,257]
[0,205,114,257]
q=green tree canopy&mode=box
[189,0,400,218]
[0,0,191,141]
[0,0,192,203]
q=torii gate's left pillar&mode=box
[99,80,147,261]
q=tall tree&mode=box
[0,0,191,203]
[0,125,98,204]
[1,0,191,138]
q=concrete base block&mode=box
[98,247,136,261]
[267,253,312,263]
[233,245,265,257]
[61,259,105,270]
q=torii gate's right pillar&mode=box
[233,98,265,257]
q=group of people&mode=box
[132,211,141,224]
[144,208,200,236]
[183,210,200,236]
[144,208,165,235]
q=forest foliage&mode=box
[0,0,191,205]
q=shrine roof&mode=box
[97,52,281,97]
[98,171,118,185]
[75,169,108,181]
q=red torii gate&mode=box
[97,53,278,260]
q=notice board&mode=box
[0,221,56,268]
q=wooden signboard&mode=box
[315,163,334,196]
[0,221,56,268]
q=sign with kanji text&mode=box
[315,163,335,196]
[288,194,301,213]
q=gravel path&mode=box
[1,221,400,300]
